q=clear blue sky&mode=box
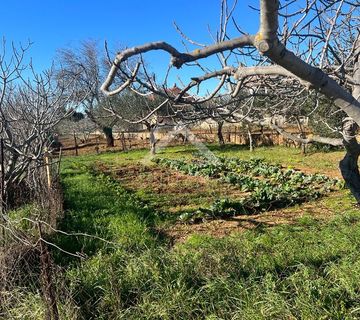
[1,1,261,90]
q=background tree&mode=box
[100,0,360,203]
[57,40,116,147]
[103,89,173,154]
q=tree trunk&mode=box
[103,127,114,147]
[146,124,157,155]
[85,110,115,148]
[300,140,306,155]
[0,138,5,215]
[340,38,360,204]
[295,117,306,155]
[183,129,189,144]
[247,125,254,152]
[339,118,360,204]
[120,131,127,151]
[340,36,360,204]
[260,125,265,145]
[256,1,360,124]
[149,130,156,155]
[217,121,225,147]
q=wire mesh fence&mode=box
[0,152,66,320]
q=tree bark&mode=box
[269,123,343,147]
[295,117,306,155]
[146,123,157,155]
[257,0,360,124]
[339,118,360,204]
[120,131,127,151]
[0,138,5,215]
[339,36,360,204]
[217,121,225,147]
[149,130,156,155]
[85,110,115,147]
[247,124,254,152]
[103,126,114,147]
[183,128,189,144]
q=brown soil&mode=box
[165,200,336,243]
[97,162,341,244]
[103,163,247,214]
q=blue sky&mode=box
[1,2,259,61]
[1,0,261,90]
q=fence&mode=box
[116,125,309,149]
[0,150,64,320]
[58,124,313,156]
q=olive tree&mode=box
[103,89,174,154]
[57,40,117,147]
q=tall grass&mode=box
[52,156,360,319]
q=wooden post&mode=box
[44,148,52,189]
[56,148,62,178]
[38,222,59,320]
[73,132,78,156]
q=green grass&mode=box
[71,144,344,176]
[46,145,360,319]
[66,144,344,220]
[207,144,343,174]
[55,160,165,263]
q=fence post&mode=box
[73,132,78,156]
[56,148,62,178]
[38,222,59,320]
[44,148,52,189]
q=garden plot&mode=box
[97,162,247,215]
[92,154,344,243]
[154,157,343,223]
[97,155,342,224]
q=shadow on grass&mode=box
[53,162,170,265]
[207,143,253,153]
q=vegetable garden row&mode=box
[153,156,343,223]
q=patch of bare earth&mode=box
[98,162,340,244]
[104,163,247,213]
[166,198,338,243]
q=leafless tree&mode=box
[57,116,96,150]
[0,40,83,212]
[103,89,175,154]
[100,0,360,203]
[57,40,117,147]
